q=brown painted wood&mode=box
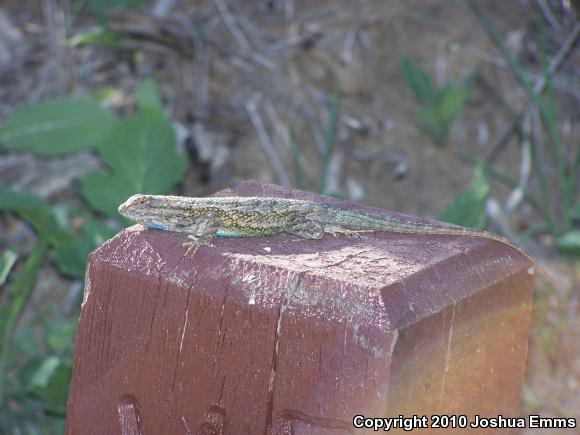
[65,181,534,434]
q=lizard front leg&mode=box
[181,215,220,255]
[284,218,324,239]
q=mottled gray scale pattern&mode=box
[117,194,532,261]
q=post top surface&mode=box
[94,180,533,332]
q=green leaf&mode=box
[45,319,77,356]
[401,56,472,143]
[0,186,72,246]
[570,202,580,221]
[87,0,143,23]
[416,75,472,143]
[0,250,17,288]
[51,238,92,278]
[437,76,472,124]
[80,111,186,217]
[137,78,163,115]
[52,217,116,278]
[0,241,47,411]
[13,326,40,358]
[0,187,106,278]
[26,356,71,415]
[555,231,580,257]
[0,98,117,155]
[17,356,45,391]
[400,56,434,103]
[416,106,446,144]
[440,163,489,229]
[68,26,121,48]
[93,86,122,104]
[539,93,559,150]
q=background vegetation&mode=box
[0,0,578,433]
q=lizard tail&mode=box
[322,207,534,263]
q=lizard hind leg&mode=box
[285,219,324,240]
[323,224,375,238]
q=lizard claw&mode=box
[183,234,214,256]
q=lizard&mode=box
[117,194,533,263]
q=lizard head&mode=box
[118,194,149,219]
[118,194,168,231]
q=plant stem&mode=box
[455,150,546,219]
[320,80,341,194]
[0,240,47,432]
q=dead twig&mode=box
[244,97,291,186]
[212,0,251,52]
[536,0,561,32]
[152,0,179,17]
[485,22,580,164]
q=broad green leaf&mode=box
[17,356,45,392]
[26,356,71,415]
[0,186,72,246]
[440,163,489,229]
[137,78,163,115]
[45,319,77,356]
[0,250,17,288]
[52,217,116,278]
[13,326,40,357]
[0,186,105,277]
[0,98,117,155]
[81,111,186,217]
[81,171,135,218]
[555,231,580,257]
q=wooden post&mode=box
[65,181,534,434]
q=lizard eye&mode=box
[127,194,148,207]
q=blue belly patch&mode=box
[216,230,244,238]
[146,223,167,231]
